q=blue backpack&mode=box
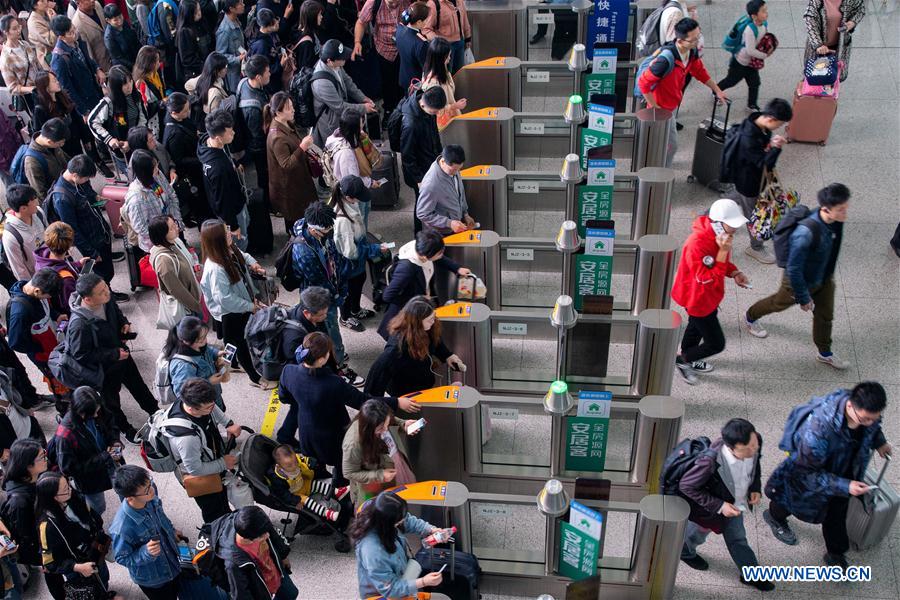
[722,15,762,54]
[778,395,828,454]
[147,0,179,47]
[9,146,48,185]
[633,47,675,101]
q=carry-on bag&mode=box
[747,169,800,241]
[123,240,158,291]
[98,150,129,236]
[415,543,482,600]
[369,146,400,208]
[689,96,732,188]
[788,29,844,144]
[847,455,899,551]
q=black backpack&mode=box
[193,522,230,592]
[290,67,339,128]
[42,186,65,224]
[386,91,416,152]
[274,235,303,291]
[772,205,819,268]
[659,436,715,496]
[718,124,741,184]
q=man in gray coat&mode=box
[312,39,376,146]
[415,145,476,235]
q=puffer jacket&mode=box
[290,219,350,306]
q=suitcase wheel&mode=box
[687,175,695,183]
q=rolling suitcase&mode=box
[369,146,400,208]
[415,544,481,600]
[846,456,899,551]
[123,240,158,291]
[788,29,844,145]
[98,158,129,237]
[689,96,732,188]
[245,188,274,256]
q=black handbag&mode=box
[64,579,103,600]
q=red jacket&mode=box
[637,43,711,111]
[671,216,737,317]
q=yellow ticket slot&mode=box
[435,302,472,319]
[386,480,449,502]
[460,165,493,178]
[400,386,461,404]
[443,230,482,244]
[453,107,500,120]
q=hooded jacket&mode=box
[209,510,292,600]
[723,114,782,198]
[198,135,246,232]
[670,215,738,318]
[377,240,460,338]
[1,209,47,281]
[33,246,82,316]
[290,219,350,306]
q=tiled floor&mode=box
[2,1,898,598]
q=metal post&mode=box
[633,167,675,238]
[630,396,685,490]
[549,413,565,477]
[633,309,682,397]
[631,107,673,170]
[631,495,690,599]
[633,234,680,314]
[544,516,561,575]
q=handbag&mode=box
[152,253,188,329]
[223,471,255,508]
[64,579,103,600]
[748,170,800,241]
[305,147,324,178]
[182,473,224,497]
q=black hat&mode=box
[339,175,371,203]
[321,39,351,62]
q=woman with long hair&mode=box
[421,36,467,128]
[330,175,389,332]
[324,107,382,227]
[32,70,95,158]
[88,64,147,171]
[122,149,183,254]
[0,15,43,112]
[293,0,323,69]
[186,52,230,116]
[160,315,231,409]
[35,471,115,599]
[264,91,317,232]
[198,219,274,389]
[366,295,465,397]
[132,45,166,137]
[175,0,205,83]
[149,215,202,327]
[351,491,443,598]
[342,399,418,508]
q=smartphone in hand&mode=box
[222,343,238,365]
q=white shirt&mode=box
[721,445,755,511]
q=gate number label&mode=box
[498,322,528,335]
[519,122,545,135]
[513,180,540,194]
[527,70,550,83]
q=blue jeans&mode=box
[449,39,466,74]
[681,515,759,570]
[84,491,107,515]
[324,304,346,365]
[274,576,299,600]
[234,205,250,252]
[0,558,22,600]
[359,198,371,230]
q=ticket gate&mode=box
[440,107,671,172]
[435,229,678,314]
[436,305,680,398]
[459,166,675,239]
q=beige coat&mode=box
[26,11,55,67]
[71,3,110,72]
[149,240,203,315]
[341,419,405,508]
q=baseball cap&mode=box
[708,198,748,229]
[339,175,371,203]
[321,39,351,62]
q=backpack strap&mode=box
[23,148,49,179]
[310,70,342,118]
[798,216,821,248]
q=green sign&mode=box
[583,73,615,100]
[571,227,614,311]
[575,185,613,236]
[558,521,599,580]
[579,127,612,169]
[565,418,608,471]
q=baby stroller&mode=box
[237,432,353,552]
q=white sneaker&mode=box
[742,315,768,338]
[817,353,850,370]
[745,246,776,264]
[675,361,698,385]
[690,360,714,373]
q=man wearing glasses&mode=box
[763,382,891,571]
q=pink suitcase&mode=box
[787,81,838,145]
[100,181,127,236]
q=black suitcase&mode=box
[369,147,400,208]
[245,189,274,256]
[689,96,732,189]
[123,240,145,292]
[415,545,481,600]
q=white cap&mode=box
[709,198,749,229]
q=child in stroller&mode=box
[268,444,350,522]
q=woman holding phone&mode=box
[162,316,231,410]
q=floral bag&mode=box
[748,169,799,241]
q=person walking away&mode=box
[2,185,48,282]
[763,381,891,570]
[394,2,430,93]
[199,110,250,251]
[311,38,377,147]
[352,0,410,120]
[720,98,792,265]
[678,418,774,591]
[717,0,771,112]
[743,183,851,369]
[415,144,475,235]
[803,0,864,81]
[399,86,446,232]
[636,18,727,168]
[669,199,751,384]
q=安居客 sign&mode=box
[564,392,612,471]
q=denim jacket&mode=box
[785,209,838,305]
[215,17,244,92]
[169,345,223,407]
[109,497,181,588]
[356,513,433,599]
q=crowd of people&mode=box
[0,0,893,597]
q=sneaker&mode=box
[123,430,141,446]
[339,367,365,387]
[744,246,776,264]
[111,251,126,262]
[742,314,768,338]
[112,291,130,303]
[690,360,714,373]
[816,353,849,370]
[334,485,350,501]
[675,361,698,385]
[352,308,376,320]
[251,379,277,390]
[823,552,848,570]
[339,317,365,332]
[740,575,774,591]
[763,509,798,545]
[681,555,709,570]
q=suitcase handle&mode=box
[873,452,891,486]
[709,95,732,132]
